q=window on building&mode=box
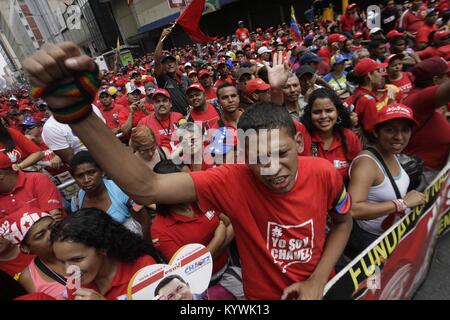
[25,25,30,30]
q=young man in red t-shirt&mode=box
[415,9,438,50]
[213,83,244,129]
[386,53,414,95]
[198,70,217,103]
[339,4,357,34]
[23,42,354,300]
[117,85,153,136]
[98,89,125,134]
[235,21,249,42]
[186,83,220,131]
[138,89,183,151]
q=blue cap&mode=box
[208,127,237,156]
[300,52,324,64]
[99,88,109,96]
[19,116,37,127]
[330,54,348,65]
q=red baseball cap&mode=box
[0,206,50,245]
[375,103,418,126]
[328,33,347,44]
[412,57,450,82]
[347,3,357,10]
[151,88,171,100]
[354,31,363,39]
[354,58,388,77]
[198,69,212,78]
[188,70,198,77]
[245,78,271,95]
[186,83,205,94]
[385,53,405,65]
[433,30,450,43]
[386,30,405,40]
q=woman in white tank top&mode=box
[347,103,425,256]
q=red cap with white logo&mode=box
[0,206,50,245]
[375,103,418,127]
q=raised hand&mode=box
[263,51,292,90]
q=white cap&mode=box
[125,82,145,95]
[184,62,192,67]
[9,96,17,101]
[257,46,272,55]
[369,27,383,35]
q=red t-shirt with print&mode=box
[151,204,228,274]
[1,128,40,164]
[298,125,362,182]
[138,112,183,151]
[100,103,126,130]
[190,103,220,131]
[389,72,414,96]
[118,102,154,128]
[189,157,351,299]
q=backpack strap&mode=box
[34,257,66,286]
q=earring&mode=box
[336,116,342,124]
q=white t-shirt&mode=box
[42,105,105,154]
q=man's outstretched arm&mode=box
[22,42,196,206]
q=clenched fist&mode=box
[22,42,96,110]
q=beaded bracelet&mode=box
[31,64,101,124]
[392,199,407,213]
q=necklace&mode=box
[155,114,172,135]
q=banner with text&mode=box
[324,163,450,300]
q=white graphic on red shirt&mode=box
[1,149,21,164]
[267,220,314,273]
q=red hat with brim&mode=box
[385,53,405,65]
[198,69,212,78]
[386,30,405,40]
[375,103,419,127]
[186,83,205,94]
[151,88,171,100]
[328,33,347,44]
[354,58,388,77]
[245,78,271,95]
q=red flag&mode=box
[177,0,216,43]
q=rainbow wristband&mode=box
[31,64,101,124]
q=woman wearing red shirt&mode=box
[0,122,43,171]
[151,160,239,298]
[300,88,361,183]
[51,209,162,300]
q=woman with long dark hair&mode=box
[300,88,361,182]
[0,121,43,171]
[51,208,162,300]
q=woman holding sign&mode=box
[51,209,162,300]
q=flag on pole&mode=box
[177,0,216,43]
[113,36,120,72]
[290,6,303,44]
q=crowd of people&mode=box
[0,0,449,300]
